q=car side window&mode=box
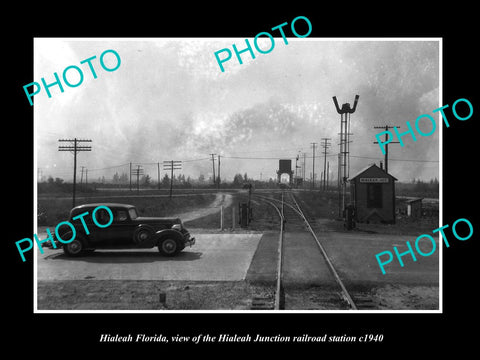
[115,210,128,222]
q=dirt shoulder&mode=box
[37,280,273,311]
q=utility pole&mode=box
[321,138,331,190]
[373,125,401,174]
[210,153,216,186]
[217,154,221,189]
[80,166,85,190]
[85,168,88,190]
[163,160,182,198]
[58,138,92,208]
[311,142,317,189]
[303,152,306,189]
[131,165,144,194]
[338,153,341,217]
[295,154,299,188]
[136,165,142,193]
[157,162,161,190]
[326,161,329,191]
[129,162,132,191]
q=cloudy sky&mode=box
[34,38,440,183]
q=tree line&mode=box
[38,172,440,197]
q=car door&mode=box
[89,206,117,246]
[109,208,137,246]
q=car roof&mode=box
[71,203,136,210]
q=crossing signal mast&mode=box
[332,94,359,218]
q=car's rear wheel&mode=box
[158,238,180,256]
[63,238,85,257]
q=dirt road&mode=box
[172,193,233,222]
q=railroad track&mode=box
[252,191,357,310]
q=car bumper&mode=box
[184,236,195,247]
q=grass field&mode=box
[293,190,439,236]
[37,188,439,235]
[37,192,219,226]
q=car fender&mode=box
[153,229,183,245]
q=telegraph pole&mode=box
[303,152,306,188]
[157,162,161,190]
[58,138,92,208]
[338,153,342,217]
[80,166,85,190]
[326,161,329,191]
[373,125,401,174]
[129,162,132,191]
[295,154,299,188]
[311,142,317,189]
[217,154,221,189]
[321,138,331,190]
[163,160,182,198]
[136,165,142,193]
[131,165,144,194]
[210,154,216,186]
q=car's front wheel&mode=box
[63,238,85,257]
[158,238,180,256]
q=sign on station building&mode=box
[349,163,397,224]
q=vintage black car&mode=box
[58,203,195,257]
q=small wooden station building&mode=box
[349,163,397,224]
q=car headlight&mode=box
[172,223,182,231]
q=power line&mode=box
[222,155,295,160]
[350,155,439,163]
[88,163,130,172]
[223,155,295,160]
[182,157,211,163]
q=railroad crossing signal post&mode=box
[333,94,359,220]
[239,183,253,227]
[58,138,92,208]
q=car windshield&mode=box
[128,208,138,220]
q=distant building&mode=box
[405,198,423,218]
[349,163,397,224]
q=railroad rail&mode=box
[252,191,357,310]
